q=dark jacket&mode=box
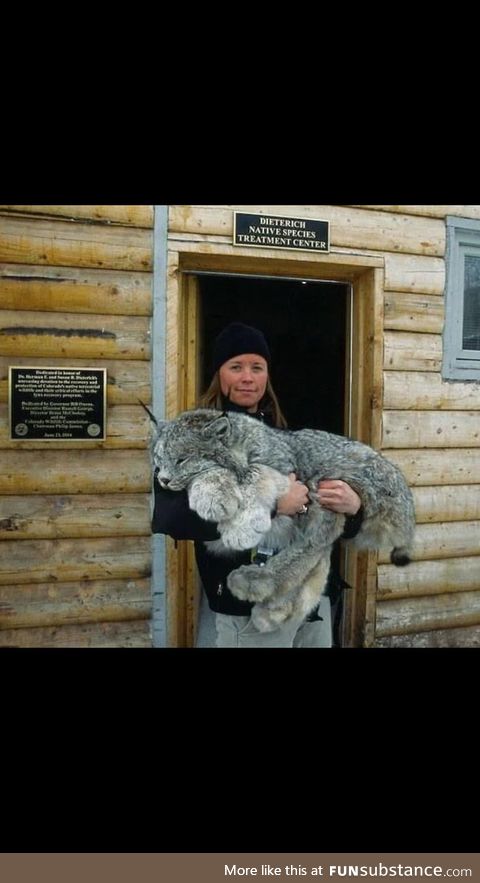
[151,407,364,615]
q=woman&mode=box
[152,322,363,648]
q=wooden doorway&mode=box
[164,249,384,648]
[199,274,349,435]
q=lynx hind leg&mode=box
[292,553,332,621]
[227,564,277,603]
[251,551,332,633]
[251,600,295,633]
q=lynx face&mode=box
[153,410,235,490]
[153,431,217,490]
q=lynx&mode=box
[153,409,415,633]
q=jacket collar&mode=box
[220,394,266,421]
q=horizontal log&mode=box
[0,217,152,271]
[349,205,480,219]
[378,520,480,563]
[0,494,151,539]
[384,291,444,333]
[0,536,151,585]
[0,263,152,315]
[377,556,480,599]
[375,623,480,647]
[375,589,480,636]
[0,404,152,449]
[0,618,152,647]
[0,310,150,360]
[0,577,151,630]
[383,409,480,448]
[0,205,154,227]
[169,205,445,256]
[384,331,442,371]
[384,253,445,294]
[0,450,151,494]
[412,484,480,523]
[383,371,480,410]
[385,448,480,486]
[0,356,151,405]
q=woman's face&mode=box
[219,353,268,412]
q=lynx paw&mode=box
[227,565,276,602]
[188,486,240,522]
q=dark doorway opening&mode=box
[197,273,352,647]
[198,274,350,434]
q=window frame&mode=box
[443,215,480,380]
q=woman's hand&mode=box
[276,473,310,516]
[316,479,361,515]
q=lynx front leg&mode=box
[219,504,273,551]
[188,470,243,522]
[219,464,289,550]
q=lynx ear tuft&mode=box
[138,399,159,426]
[139,398,170,440]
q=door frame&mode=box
[163,244,385,647]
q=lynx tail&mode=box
[390,547,411,567]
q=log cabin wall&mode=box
[2,205,480,648]
[352,206,480,647]
[167,205,480,648]
[0,205,155,647]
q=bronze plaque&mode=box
[9,366,107,441]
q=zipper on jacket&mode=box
[217,582,223,596]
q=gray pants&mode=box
[214,596,332,648]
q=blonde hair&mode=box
[199,372,288,429]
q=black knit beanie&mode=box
[212,322,271,373]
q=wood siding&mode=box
[0,206,154,646]
[368,204,480,645]
[3,203,480,648]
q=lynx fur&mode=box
[153,409,415,633]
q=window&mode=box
[443,216,480,379]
